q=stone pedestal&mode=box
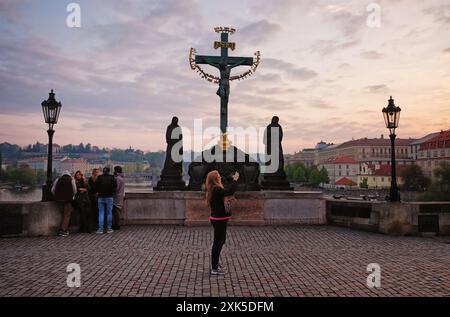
[185,191,265,226]
[260,170,293,191]
[154,170,186,191]
[123,190,325,226]
[188,145,260,191]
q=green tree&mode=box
[433,161,450,192]
[318,167,329,184]
[0,142,23,160]
[145,151,165,169]
[400,164,430,191]
[3,164,41,186]
[360,177,369,189]
[308,167,321,187]
[293,165,306,183]
[36,169,46,185]
[285,162,307,183]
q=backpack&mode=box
[54,175,74,202]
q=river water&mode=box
[0,183,153,202]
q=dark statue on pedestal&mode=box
[154,117,186,191]
[260,116,293,190]
[188,145,260,191]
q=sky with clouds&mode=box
[0,0,449,153]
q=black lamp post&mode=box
[41,89,62,201]
[382,96,401,202]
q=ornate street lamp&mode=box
[382,96,401,202]
[41,89,62,201]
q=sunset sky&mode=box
[0,0,449,154]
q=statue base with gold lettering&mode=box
[187,136,260,191]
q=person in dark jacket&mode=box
[112,166,125,230]
[52,170,77,237]
[94,167,117,234]
[88,168,100,230]
[205,170,239,276]
[74,170,91,233]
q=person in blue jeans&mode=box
[94,167,117,234]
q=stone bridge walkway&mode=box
[0,226,449,297]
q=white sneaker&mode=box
[210,268,225,276]
[95,229,104,234]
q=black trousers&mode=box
[211,220,228,270]
[75,194,91,233]
[112,206,121,230]
[89,196,99,230]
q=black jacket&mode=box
[88,177,96,201]
[94,174,117,198]
[209,180,237,218]
[75,179,88,195]
[53,174,76,202]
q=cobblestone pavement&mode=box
[0,226,449,297]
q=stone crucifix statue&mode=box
[189,27,261,148]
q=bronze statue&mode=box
[263,116,284,173]
[261,116,292,190]
[163,116,183,172]
[154,117,185,191]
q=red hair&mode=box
[205,170,223,206]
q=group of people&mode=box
[52,163,238,276]
[51,166,125,236]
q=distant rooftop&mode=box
[335,177,357,186]
[363,163,408,177]
[419,129,450,150]
[337,137,416,148]
[315,141,334,150]
[410,132,441,145]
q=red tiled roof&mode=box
[370,164,407,177]
[419,130,450,150]
[335,177,357,186]
[337,138,415,148]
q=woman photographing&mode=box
[205,170,239,276]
